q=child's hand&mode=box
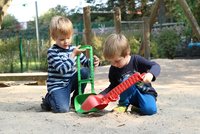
[93,55,100,67]
[142,72,153,83]
[71,45,85,58]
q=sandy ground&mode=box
[0,59,200,134]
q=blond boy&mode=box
[100,34,160,115]
[41,16,100,113]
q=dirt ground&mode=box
[0,59,200,134]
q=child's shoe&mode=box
[112,105,128,113]
[130,105,140,113]
[41,98,51,111]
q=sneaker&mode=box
[112,106,128,113]
[130,105,140,113]
[70,104,75,109]
[41,98,51,111]
[70,99,75,109]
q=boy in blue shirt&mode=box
[100,34,160,115]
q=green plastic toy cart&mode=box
[74,45,98,114]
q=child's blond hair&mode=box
[103,34,130,59]
[50,16,73,40]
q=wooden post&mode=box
[149,0,161,30]
[143,17,151,60]
[113,7,121,34]
[177,0,200,40]
[83,6,92,45]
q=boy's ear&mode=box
[126,51,130,55]
[123,53,130,58]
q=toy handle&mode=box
[77,45,95,95]
[101,73,145,103]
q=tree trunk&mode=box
[83,6,92,57]
[83,6,92,46]
[143,17,151,60]
[0,0,12,29]
[177,0,200,40]
[149,0,162,30]
[113,7,121,34]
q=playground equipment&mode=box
[81,73,144,112]
[188,41,200,48]
[74,45,98,114]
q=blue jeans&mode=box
[119,85,157,115]
[45,67,90,113]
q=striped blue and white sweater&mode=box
[46,44,89,93]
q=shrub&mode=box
[129,35,141,55]
[156,28,180,59]
[0,37,20,73]
[150,39,159,58]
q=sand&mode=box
[0,59,200,134]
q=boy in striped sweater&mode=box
[41,16,100,113]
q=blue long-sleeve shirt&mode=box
[101,55,161,97]
[46,44,89,93]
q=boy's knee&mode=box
[140,105,157,115]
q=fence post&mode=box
[19,36,23,72]
[114,7,121,34]
[83,6,92,45]
[83,6,92,57]
[143,17,151,60]
[76,22,83,45]
[35,1,40,63]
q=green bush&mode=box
[91,33,144,65]
[0,37,19,73]
[0,37,49,73]
[124,31,142,55]
[156,28,180,59]
[129,35,140,54]
[150,39,159,58]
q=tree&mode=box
[177,0,200,40]
[39,5,68,25]
[25,5,70,31]
[87,0,157,21]
[0,0,12,29]
[1,14,18,29]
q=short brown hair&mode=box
[103,34,130,59]
[50,16,74,40]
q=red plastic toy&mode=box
[81,72,144,111]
